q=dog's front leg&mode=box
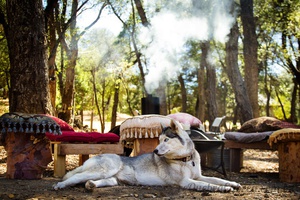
[180,179,234,192]
[199,175,241,189]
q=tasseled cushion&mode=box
[268,128,300,147]
[119,115,173,141]
[0,112,62,135]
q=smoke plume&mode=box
[139,0,235,93]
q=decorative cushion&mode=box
[238,117,300,133]
[0,112,62,134]
[167,113,202,127]
[42,114,74,132]
[119,115,173,141]
[46,131,120,143]
[268,128,300,147]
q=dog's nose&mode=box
[153,149,158,154]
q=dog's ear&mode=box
[160,123,166,132]
[170,119,178,132]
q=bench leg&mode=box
[229,148,243,172]
[53,143,66,178]
[79,155,89,165]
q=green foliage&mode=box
[0,25,9,98]
[78,27,144,119]
[1,0,298,124]
[254,0,299,121]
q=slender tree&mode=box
[111,77,121,129]
[225,21,253,123]
[178,74,187,113]
[201,42,218,124]
[57,1,107,123]
[45,0,58,113]
[240,0,259,118]
[197,51,206,122]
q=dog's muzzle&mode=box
[153,149,162,156]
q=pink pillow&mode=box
[46,131,120,143]
[167,113,202,127]
[42,114,74,132]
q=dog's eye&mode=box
[164,138,169,142]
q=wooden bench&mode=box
[51,142,124,177]
[224,140,277,172]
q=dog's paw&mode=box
[85,180,96,191]
[222,186,234,193]
[234,183,242,190]
[53,182,65,190]
[231,182,242,190]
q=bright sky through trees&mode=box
[77,6,122,36]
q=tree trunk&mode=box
[240,0,259,118]
[100,79,105,133]
[45,0,58,115]
[59,0,78,123]
[196,54,206,122]
[275,89,288,121]
[124,84,135,116]
[281,32,300,123]
[178,74,187,113]
[225,21,253,123]
[110,0,148,95]
[6,0,52,114]
[201,41,217,124]
[111,79,120,129]
[133,0,150,27]
[90,68,104,132]
[290,78,298,123]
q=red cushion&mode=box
[46,131,120,143]
[42,114,74,132]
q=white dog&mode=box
[53,120,241,192]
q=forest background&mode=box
[0,0,299,132]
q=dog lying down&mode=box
[53,120,241,192]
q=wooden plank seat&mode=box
[45,115,123,178]
[223,117,300,183]
[224,128,300,183]
[50,141,123,178]
[224,139,277,172]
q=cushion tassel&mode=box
[145,130,149,138]
[25,123,30,133]
[150,128,154,138]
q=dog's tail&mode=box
[62,165,84,181]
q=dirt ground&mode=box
[1,146,300,200]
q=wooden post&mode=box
[132,138,159,156]
[79,155,90,165]
[229,148,243,172]
[53,142,66,178]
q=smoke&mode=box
[140,0,235,93]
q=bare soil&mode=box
[1,146,300,200]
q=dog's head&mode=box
[153,119,194,159]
